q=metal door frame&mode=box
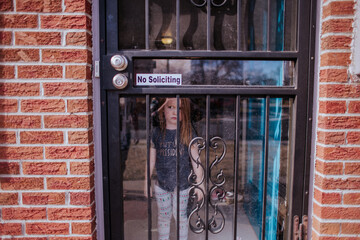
[99,0,317,238]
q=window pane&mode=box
[118,0,145,49]
[134,59,294,86]
[210,1,238,50]
[118,0,297,51]
[149,0,176,50]
[180,1,207,50]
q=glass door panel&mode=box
[118,95,293,240]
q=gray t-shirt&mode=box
[152,127,192,192]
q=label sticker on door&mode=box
[136,74,182,86]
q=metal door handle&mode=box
[112,74,128,89]
[110,55,128,71]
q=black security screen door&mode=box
[100,0,316,239]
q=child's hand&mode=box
[143,181,152,198]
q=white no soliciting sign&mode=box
[136,74,182,86]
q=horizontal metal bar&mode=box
[110,50,300,60]
[106,87,299,96]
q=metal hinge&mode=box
[293,215,308,240]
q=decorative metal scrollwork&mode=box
[188,137,206,233]
[188,136,227,234]
[190,0,228,8]
[208,136,226,234]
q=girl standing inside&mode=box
[144,98,204,240]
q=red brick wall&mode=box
[0,0,95,239]
[313,0,360,239]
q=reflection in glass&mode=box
[118,0,145,49]
[120,96,293,239]
[118,0,297,51]
[240,97,292,240]
[134,59,294,86]
[149,0,177,50]
[120,97,149,240]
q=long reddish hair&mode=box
[157,98,192,146]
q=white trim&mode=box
[91,0,105,239]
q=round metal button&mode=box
[110,55,128,71]
[112,74,128,89]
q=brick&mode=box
[0,65,14,79]
[345,162,360,175]
[0,99,18,112]
[0,0,13,11]
[0,223,22,235]
[318,116,360,129]
[0,162,20,174]
[0,131,16,144]
[47,176,93,190]
[319,101,346,114]
[68,130,93,144]
[15,237,50,240]
[67,99,93,113]
[0,193,18,205]
[21,131,63,144]
[44,115,92,128]
[315,159,343,175]
[319,84,360,98]
[65,65,91,79]
[48,206,94,220]
[49,237,95,240]
[42,49,91,63]
[322,1,355,18]
[313,203,360,219]
[70,191,94,205]
[66,32,92,46]
[23,192,65,205]
[0,31,12,45]
[320,52,351,67]
[46,146,93,159]
[319,69,348,83]
[312,218,340,235]
[342,223,360,234]
[344,193,360,204]
[0,14,38,28]
[348,101,360,113]
[21,99,65,112]
[26,222,69,235]
[347,131,360,144]
[70,160,94,175]
[16,0,62,12]
[23,162,67,175]
[0,83,40,96]
[0,177,44,190]
[2,207,46,220]
[0,147,43,160]
[315,174,360,190]
[317,131,345,145]
[0,115,41,128]
[41,15,90,29]
[317,145,360,160]
[15,32,61,45]
[65,0,92,14]
[18,65,63,78]
[322,19,353,34]
[43,82,92,96]
[321,36,352,50]
[0,49,39,62]
[72,221,95,235]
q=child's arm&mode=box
[144,146,156,198]
[190,144,205,201]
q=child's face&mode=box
[164,98,181,129]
